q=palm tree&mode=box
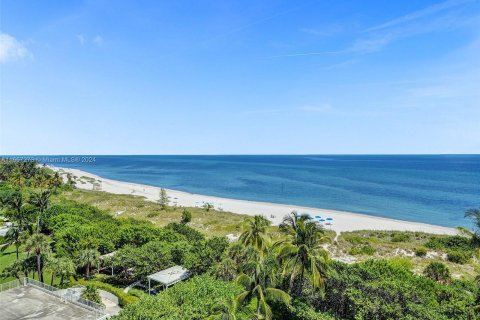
[235,249,290,320]
[239,215,271,254]
[29,190,51,233]
[57,257,76,286]
[25,233,52,282]
[276,211,329,294]
[423,261,451,284]
[77,249,99,278]
[1,227,23,259]
[208,297,242,320]
[44,255,75,286]
[45,255,59,285]
[1,190,25,231]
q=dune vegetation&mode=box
[0,159,479,319]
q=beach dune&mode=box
[53,167,458,236]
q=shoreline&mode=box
[52,166,458,235]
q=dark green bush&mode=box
[74,279,138,306]
[415,247,428,257]
[447,250,472,264]
[318,260,476,319]
[112,276,242,320]
[349,244,375,256]
[391,232,411,242]
[425,235,472,251]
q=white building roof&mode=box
[147,265,189,287]
[99,251,116,260]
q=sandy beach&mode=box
[52,166,458,236]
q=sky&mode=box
[1,0,479,155]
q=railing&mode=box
[24,278,106,319]
[0,279,21,293]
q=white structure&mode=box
[147,265,189,293]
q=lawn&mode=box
[0,245,65,286]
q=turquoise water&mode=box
[36,155,480,228]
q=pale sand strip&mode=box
[52,166,458,235]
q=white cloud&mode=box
[76,34,85,46]
[94,35,104,46]
[0,33,30,63]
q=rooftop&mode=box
[0,286,102,320]
[147,265,189,287]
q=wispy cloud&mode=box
[0,33,31,63]
[365,0,475,32]
[76,34,85,46]
[275,0,478,58]
[299,24,343,37]
[94,35,104,46]
[76,34,105,47]
[349,0,477,54]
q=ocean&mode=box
[29,155,480,228]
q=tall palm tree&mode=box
[207,297,243,320]
[277,211,329,294]
[1,227,23,259]
[57,257,76,286]
[45,255,59,285]
[29,190,51,233]
[25,233,52,282]
[1,190,25,231]
[44,255,75,286]
[239,215,271,254]
[235,249,290,320]
[77,249,99,278]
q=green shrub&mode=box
[181,209,192,224]
[321,260,476,319]
[423,261,451,283]
[146,211,160,218]
[425,235,472,251]
[81,284,103,305]
[112,276,242,320]
[74,279,138,306]
[349,244,375,256]
[447,250,472,264]
[391,232,411,243]
[388,257,413,271]
[415,247,428,257]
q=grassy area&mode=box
[54,189,248,237]
[0,245,25,283]
[0,245,71,286]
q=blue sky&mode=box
[1,0,479,154]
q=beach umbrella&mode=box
[315,216,321,219]
[319,219,326,222]
[326,218,333,221]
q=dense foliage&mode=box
[112,276,242,320]
[313,260,477,319]
[1,159,479,319]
